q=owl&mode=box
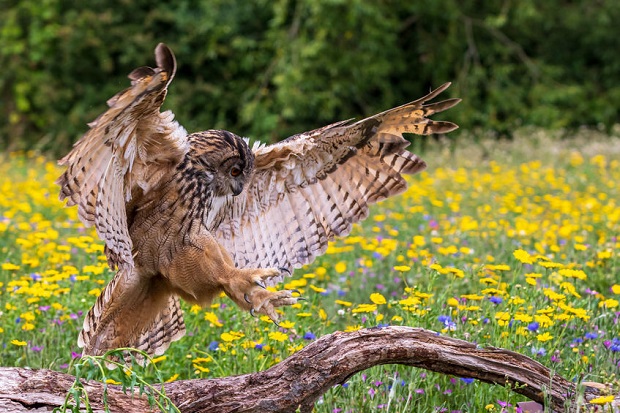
[57,43,460,358]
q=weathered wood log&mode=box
[0,326,608,412]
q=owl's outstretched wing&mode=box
[57,43,188,270]
[215,83,460,282]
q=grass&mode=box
[1,129,619,412]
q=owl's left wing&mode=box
[215,83,460,282]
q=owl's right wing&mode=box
[57,43,188,270]
[215,83,460,282]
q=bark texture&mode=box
[0,326,609,412]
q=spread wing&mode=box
[215,83,460,282]
[57,43,188,270]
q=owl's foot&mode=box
[244,285,302,323]
[224,267,302,323]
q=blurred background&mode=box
[2,0,620,154]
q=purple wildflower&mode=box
[489,296,503,305]
[303,331,317,340]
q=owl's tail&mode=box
[78,267,186,363]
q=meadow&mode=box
[0,130,619,412]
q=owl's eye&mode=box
[230,166,242,177]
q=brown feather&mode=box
[79,268,185,361]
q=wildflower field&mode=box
[1,131,619,412]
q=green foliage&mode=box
[57,349,180,413]
[1,0,620,153]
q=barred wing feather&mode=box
[215,83,460,283]
[56,43,188,270]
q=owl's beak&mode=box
[231,183,244,196]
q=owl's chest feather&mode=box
[128,174,231,273]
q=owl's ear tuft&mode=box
[155,43,177,81]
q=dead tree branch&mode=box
[0,326,607,412]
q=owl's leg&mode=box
[166,237,301,324]
[219,262,301,323]
[205,243,302,323]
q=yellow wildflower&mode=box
[589,395,614,405]
[334,262,347,273]
[447,297,459,307]
[543,288,565,301]
[539,261,563,269]
[398,297,420,307]
[268,331,289,342]
[88,288,102,296]
[221,331,244,342]
[193,356,213,364]
[536,332,554,342]
[514,313,533,323]
[22,322,35,331]
[150,355,166,364]
[461,294,484,301]
[278,320,295,329]
[194,365,210,373]
[513,249,533,264]
[370,293,386,305]
[558,268,587,280]
[486,264,511,271]
[495,312,511,326]
[599,299,619,309]
[166,374,179,383]
[352,304,377,314]
[1,263,20,271]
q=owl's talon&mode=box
[289,289,307,300]
[230,267,301,324]
[278,267,291,276]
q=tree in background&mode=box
[1,0,619,154]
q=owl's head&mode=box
[185,130,255,197]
